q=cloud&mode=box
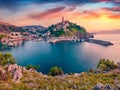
[0,0,120,9]
[92,0,111,2]
[70,6,120,19]
[102,6,120,12]
[29,6,65,19]
[82,10,100,18]
[108,14,120,19]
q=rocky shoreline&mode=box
[0,63,120,90]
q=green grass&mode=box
[0,69,120,90]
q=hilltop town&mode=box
[0,17,93,47]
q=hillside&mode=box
[0,53,120,90]
[0,22,25,33]
[21,25,47,34]
[47,18,89,38]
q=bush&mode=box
[97,59,118,71]
[26,64,40,70]
[0,52,16,65]
[0,34,6,40]
[49,66,64,76]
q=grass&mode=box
[0,57,120,90]
[0,69,120,90]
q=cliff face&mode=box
[0,22,25,33]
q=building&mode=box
[9,32,22,39]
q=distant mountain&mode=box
[0,22,25,33]
[47,17,89,38]
[95,30,120,34]
[21,25,47,34]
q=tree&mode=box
[0,52,16,65]
[0,34,6,41]
[26,64,40,70]
[97,59,118,71]
[49,66,64,76]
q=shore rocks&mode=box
[0,68,7,81]
[94,83,104,90]
[7,64,23,83]
[12,69,23,82]
[93,83,120,90]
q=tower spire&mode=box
[62,17,64,23]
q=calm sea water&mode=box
[1,34,120,74]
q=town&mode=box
[0,17,113,48]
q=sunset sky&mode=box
[0,0,120,32]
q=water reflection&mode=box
[0,40,24,50]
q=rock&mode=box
[29,68,36,72]
[22,67,27,73]
[114,78,118,85]
[117,62,120,69]
[116,84,120,89]
[7,64,23,83]
[73,84,77,89]
[68,80,71,83]
[0,69,7,81]
[94,83,104,90]
[12,69,23,83]
[7,64,18,72]
[74,73,80,77]
[59,85,64,90]
[46,86,49,90]
[104,84,112,90]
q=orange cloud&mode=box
[108,14,120,19]
[29,7,65,20]
[2,5,120,32]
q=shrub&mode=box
[0,52,16,65]
[49,66,64,76]
[26,64,40,70]
[97,59,118,71]
[0,34,6,40]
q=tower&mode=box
[62,17,64,23]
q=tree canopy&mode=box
[0,52,16,65]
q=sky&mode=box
[0,0,120,32]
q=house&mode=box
[9,32,22,39]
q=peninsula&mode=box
[0,17,113,47]
[45,17,113,46]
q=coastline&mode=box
[47,37,113,46]
[0,59,120,90]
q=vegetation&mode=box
[50,28,65,37]
[97,59,118,71]
[0,52,15,65]
[1,68,120,90]
[26,64,40,70]
[0,34,6,40]
[49,66,64,76]
[48,21,87,37]
[0,53,120,90]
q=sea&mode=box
[1,34,120,74]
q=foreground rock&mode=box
[0,67,7,81]
[0,63,120,90]
[7,64,23,83]
[94,83,104,90]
